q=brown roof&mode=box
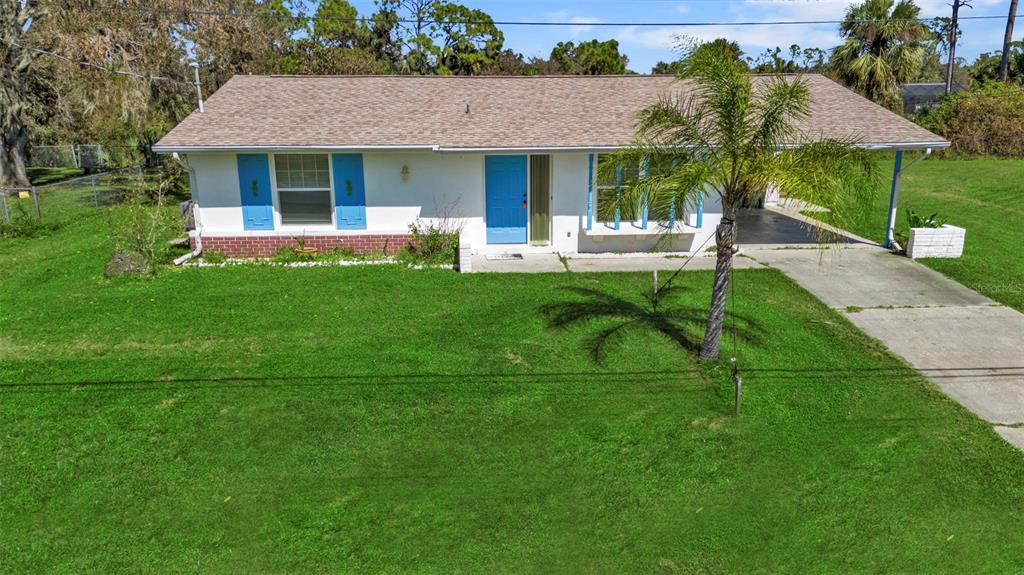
[154,74,948,151]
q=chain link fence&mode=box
[29,144,155,170]
[0,167,164,236]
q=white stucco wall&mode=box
[187,152,244,232]
[363,151,486,246]
[183,150,722,255]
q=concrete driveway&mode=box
[747,247,1024,449]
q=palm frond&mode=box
[770,138,880,231]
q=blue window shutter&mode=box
[237,154,274,230]
[332,154,367,230]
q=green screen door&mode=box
[529,155,551,245]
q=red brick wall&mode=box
[193,234,412,258]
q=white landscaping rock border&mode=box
[906,224,965,259]
[183,258,454,270]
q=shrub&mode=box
[894,209,945,250]
[905,208,944,229]
[0,197,58,238]
[401,219,461,265]
[916,83,1024,157]
[399,200,464,266]
[106,175,181,274]
[202,250,228,264]
[270,246,305,263]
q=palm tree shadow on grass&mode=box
[541,285,763,365]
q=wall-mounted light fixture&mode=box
[401,164,411,182]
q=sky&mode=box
[339,0,1019,73]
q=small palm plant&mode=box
[599,46,878,360]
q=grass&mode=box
[821,155,1024,311]
[2,213,1024,573]
[3,170,167,237]
[26,166,85,186]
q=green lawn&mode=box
[2,215,1024,573]
[834,156,1024,311]
[4,169,164,235]
[26,166,85,186]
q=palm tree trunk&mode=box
[699,212,736,360]
[1000,0,1019,81]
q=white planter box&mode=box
[907,224,965,259]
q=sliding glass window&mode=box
[274,154,332,225]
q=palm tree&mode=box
[830,0,928,110]
[599,47,877,360]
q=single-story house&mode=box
[901,82,965,115]
[153,74,948,257]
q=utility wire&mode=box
[93,5,1020,27]
[12,41,193,87]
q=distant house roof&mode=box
[902,82,965,98]
[154,74,949,152]
[900,82,966,115]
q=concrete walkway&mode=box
[746,247,1024,450]
[470,252,764,273]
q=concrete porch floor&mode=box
[470,206,872,274]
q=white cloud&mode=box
[544,10,601,37]
[616,0,846,56]
[617,24,841,54]
[612,0,1005,70]
[569,16,601,37]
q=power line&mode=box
[12,42,193,87]
[98,5,1020,28]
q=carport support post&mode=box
[640,156,649,229]
[614,162,622,230]
[586,154,594,231]
[885,150,904,248]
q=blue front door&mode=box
[332,153,367,229]
[237,154,274,230]
[485,155,527,244]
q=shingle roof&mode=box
[154,74,948,151]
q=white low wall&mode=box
[907,224,965,259]
[183,150,721,256]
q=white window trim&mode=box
[270,153,336,230]
[594,155,687,229]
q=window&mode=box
[274,154,332,225]
[596,154,639,224]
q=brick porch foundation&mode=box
[193,234,413,258]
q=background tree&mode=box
[188,0,302,88]
[830,0,928,111]
[651,59,685,75]
[298,0,393,74]
[1,0,42,187]
[748,44,827,73]
[311,0,362,48]
[655,37,744,75]
[550,39,629,75]
[601,46,876,359]
[426,2,503,75]
[21,1,291,166]
[971,41,1023,84]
